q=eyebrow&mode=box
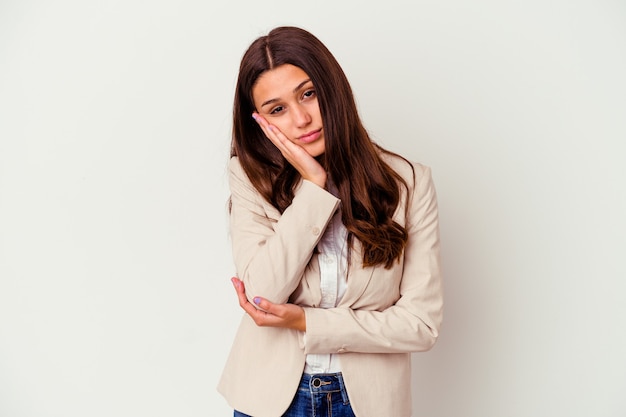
[260,79,312,108]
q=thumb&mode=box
[252,296,273,312]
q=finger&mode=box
[252,113,313,162]
[252,113,276,142]
[231,277,252,308]
[231,278,272,320]
[252,113,293,153]
[231,277,245,298]
[251,296,273,312]
[252,113,271,130]
[231,277,260,307]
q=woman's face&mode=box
[251,64,325,157]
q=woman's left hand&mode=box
[231,277,306,332]
[252,113,326,188]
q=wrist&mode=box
[309,172,327,189]
[297,307,307,332]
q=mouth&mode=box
[297,128,322,144]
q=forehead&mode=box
[252,64,311,104]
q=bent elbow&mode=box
[412,324,440,353]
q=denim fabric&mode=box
[234,373,356,417]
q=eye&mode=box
[269,105,285,115]
[302,89,316,100]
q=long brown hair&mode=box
[231,26,412,268]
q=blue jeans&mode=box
[234,372,356,417]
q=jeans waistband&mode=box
[300,372,349,403]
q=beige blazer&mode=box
[218,153,443,417]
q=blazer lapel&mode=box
[339,240,375,306]
[299,254,322,306]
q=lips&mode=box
[298,129,322,144]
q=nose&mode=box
[291,103,312,127]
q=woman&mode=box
[218,26,443,417]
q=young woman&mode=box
[218,26,443,417]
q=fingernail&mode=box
[253,297,261,305]
[252,113,258,121]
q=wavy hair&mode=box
[231,26,412,268]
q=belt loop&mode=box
[337,372,350,404]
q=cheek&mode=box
[305,139,326,157]
[271,120,295,140]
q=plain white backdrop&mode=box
[1,1,625,416]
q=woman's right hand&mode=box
[252,112,327,188]
[231,277,306,332]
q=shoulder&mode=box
[227,156,260,199]
[228,156,254,187]
[228,155,244,175]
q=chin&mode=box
[305,142,326,158]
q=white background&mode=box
[1,1,625,416]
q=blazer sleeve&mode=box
[302,164,444,354]
[228,157,340,304]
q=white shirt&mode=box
[303,191,348,374]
